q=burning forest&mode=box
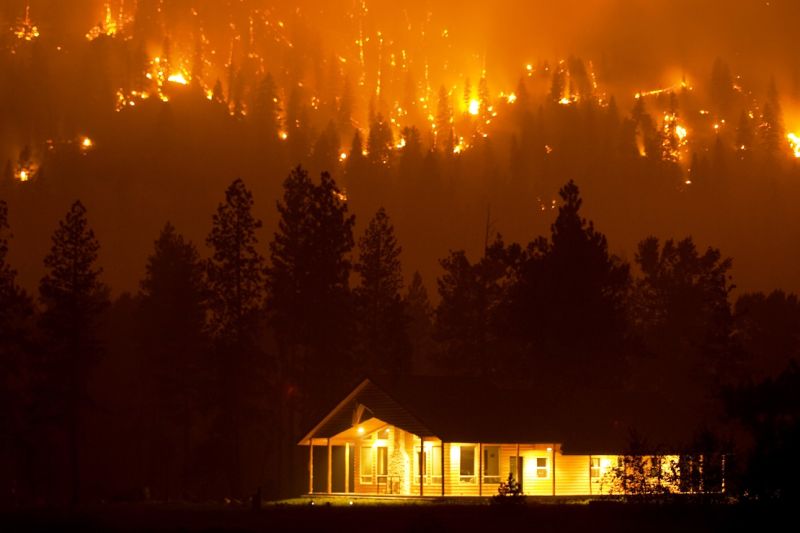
[1,0,800,524]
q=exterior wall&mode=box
[314,426,682,497]
[555,454,590,496]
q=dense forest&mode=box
[0,0,799,506]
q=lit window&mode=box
[414,446,442,485]
[376,446,388,484]
[460,445,476,483]
[536,457,548,478]
[591,457,601,478]
[483,446,500,483]
[360,446,373,484]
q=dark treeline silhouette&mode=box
[1,170,799,505]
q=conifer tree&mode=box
[206,179,267,498]
[0,200,33,496]
[139,222,209,499]
[435,86,454,154]
[355,208,408,375]
[404,271,435,374]
[252,73,280,140]
[268,167,355,402]
[39,201,109,505]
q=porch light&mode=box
[357,427,364,434]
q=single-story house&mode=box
[299,376,723,497]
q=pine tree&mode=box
[508,181,630,386]
[759,78,785,156]
[0,200,33,499]
[206,179,266,345]
[39,201,109,505]
[404,272,435,374]
[267,167,355,400]
[355,208,408,375]
[310,121,341,177]
[206,179,267,498]
[436,237,519,377]
[367,113,394,167]
[435,86,454,154]
[138,222,209,500]
[252,73,280,141]
[0,199,31,346]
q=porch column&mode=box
[344,443,350,493]
[552,445,556,496]
[478,443,483,497]
[308,438,314,494]
[516,443,520,482]
[419,437,424,496]
[327,438,332,494]
[441,442,446,497]
[589,455,593,495]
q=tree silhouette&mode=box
[508,181,630,386]
[252,73,281,142]
[404,272,435,374]
[39,201,109,506]
[367,113,394,167]
[0,200,33,503]
[138,222,209,500]
[436,236,520,378]
[206,179,267,498]
[354,208,409,376]
[435,86,454,154]
[631,236,735,409]
[268,167,355,392]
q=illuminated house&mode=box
[299,377,714,497]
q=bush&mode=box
[492,472,524,505]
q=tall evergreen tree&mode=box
[268,167,355,402]
[435,86,454,154]
[0,200,33,502]
[436,237,520,378]
[39,201,109,505]
[206,179,267,498]
[252,73,280,141]
[267,167,355,494]
[367,114,394,167]
[508,181,630,386]
[138,222,209,500]
[354,208,408,376]
[404,272,435,375]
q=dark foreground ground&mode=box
[1,500,792,532]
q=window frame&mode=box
[459,445,476,484]
[590,457,601,478]
[535,457,549,479]
[483,446,501,484]
[359,445,374,484]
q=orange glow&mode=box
[14,4,40,41]
[79,136,94,151]
[468,99,480,116]
[167,73,190,86]
[788,133,800,158]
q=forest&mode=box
[0,0,799,507]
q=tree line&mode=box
[1,169,799,505]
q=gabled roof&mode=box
[299,375,707,453]
[299,375,564,445]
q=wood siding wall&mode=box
[322,424,677,497]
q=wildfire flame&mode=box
[788,133,800,158]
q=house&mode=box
[298,376,721,497]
